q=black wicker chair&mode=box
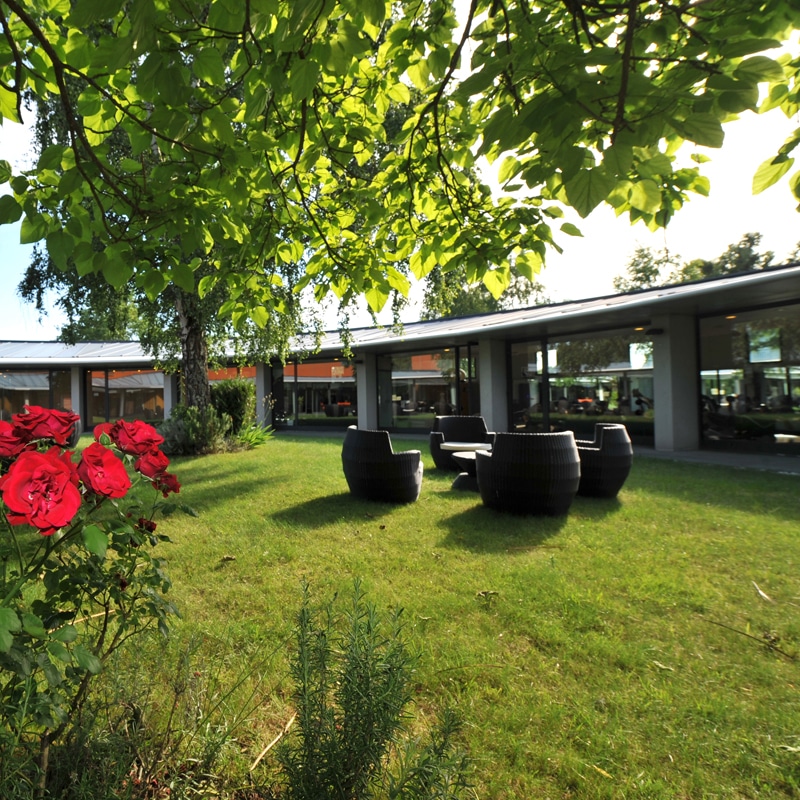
[475,431,580,515]
[342,426,423,503]
[429,415,496,470]
[575,423,633,498]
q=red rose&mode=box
[134,449,170,479]
[0,449,82,535]
[153,471,181,497]
[78,443,132,499]
[12,406,80,445]
[0,420,30,458]
[50,445,80,489]
[93,422,115,442]
[110,420,164,456]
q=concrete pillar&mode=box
[70,367,82,417]
[162,372,180,420]
[651,314,700,451]
[479,338,508,433]
[255,362,272,425]
[356,352,378,430]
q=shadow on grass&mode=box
[270,493,399,528]
[175,471,287,513]
[439,505,568,553]
[569,495,624,519]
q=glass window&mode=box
[375,346,479,431]
[281,360,357,427]
[0,370,50,419]
[86,369,165,424]
[699,305,800,448]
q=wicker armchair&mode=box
[429,415,496,470]
[342,426,423,503]
[575,423,633,498]
[476,431,580,515]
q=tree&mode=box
[1,0,799,340]
[612,246,681,293]
[614,232,779,291]
[421,267,547,319]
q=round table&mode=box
[449,450,481,491]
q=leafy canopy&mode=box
[1,0,799,323]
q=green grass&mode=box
[98,435,800,798]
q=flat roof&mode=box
[0,264,797,365]
[0,340,151,366]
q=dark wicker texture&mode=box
[476,431,580,516]
[575,423,633,498]
[342,426,423,503]
[429,415,496,470]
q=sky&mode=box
[0,86,798,339]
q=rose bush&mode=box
[0,406,184,786]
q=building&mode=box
[2,264,798,456]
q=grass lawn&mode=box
[110,434,800,798]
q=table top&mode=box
[440,441,492,451]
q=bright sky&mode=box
[0,89,798,339]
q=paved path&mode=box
[632,445,800,475]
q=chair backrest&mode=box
[433,415,489,442]
[595,423,632,451]
[492,430,576,461]
[342,426,394,458]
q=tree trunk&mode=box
[174,288,211,411]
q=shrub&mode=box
[210,379,256,435]
[236,422,274,449]
[0,408,181,796]
[159,404,232,456]
[272,581,470,800]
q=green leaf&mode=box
[362,0,387,25]
[20,214,48,244]
[0,159,11,183]
[498,156,521,185]
[83,524,108,559]
[790,170,800,202]
[47,640,71,665]
[365,284,389,313]
[720,38,782,58]
[602,144,633,176]
[249,305,269,327]
[171,262,196,293]
[193,47,227,85]
[559,222,582,237]
[564,168,616,218]
[69,0,124,26]
[752,156,794,194]
[73,645,102,674]
[0,195,22,223]
[102,257,134,289]
[629,179,662,214]
[482,268,510,300]
[0,86,20,123]
[677,114,725,148]
[37,145,64,171]
[290,58,320,103]
[734,56,786,85]
[515,250,543,281]
[51,624,78,643]
[0,608,21,653]
[22,613,47,639]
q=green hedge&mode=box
[210,379,256,434]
